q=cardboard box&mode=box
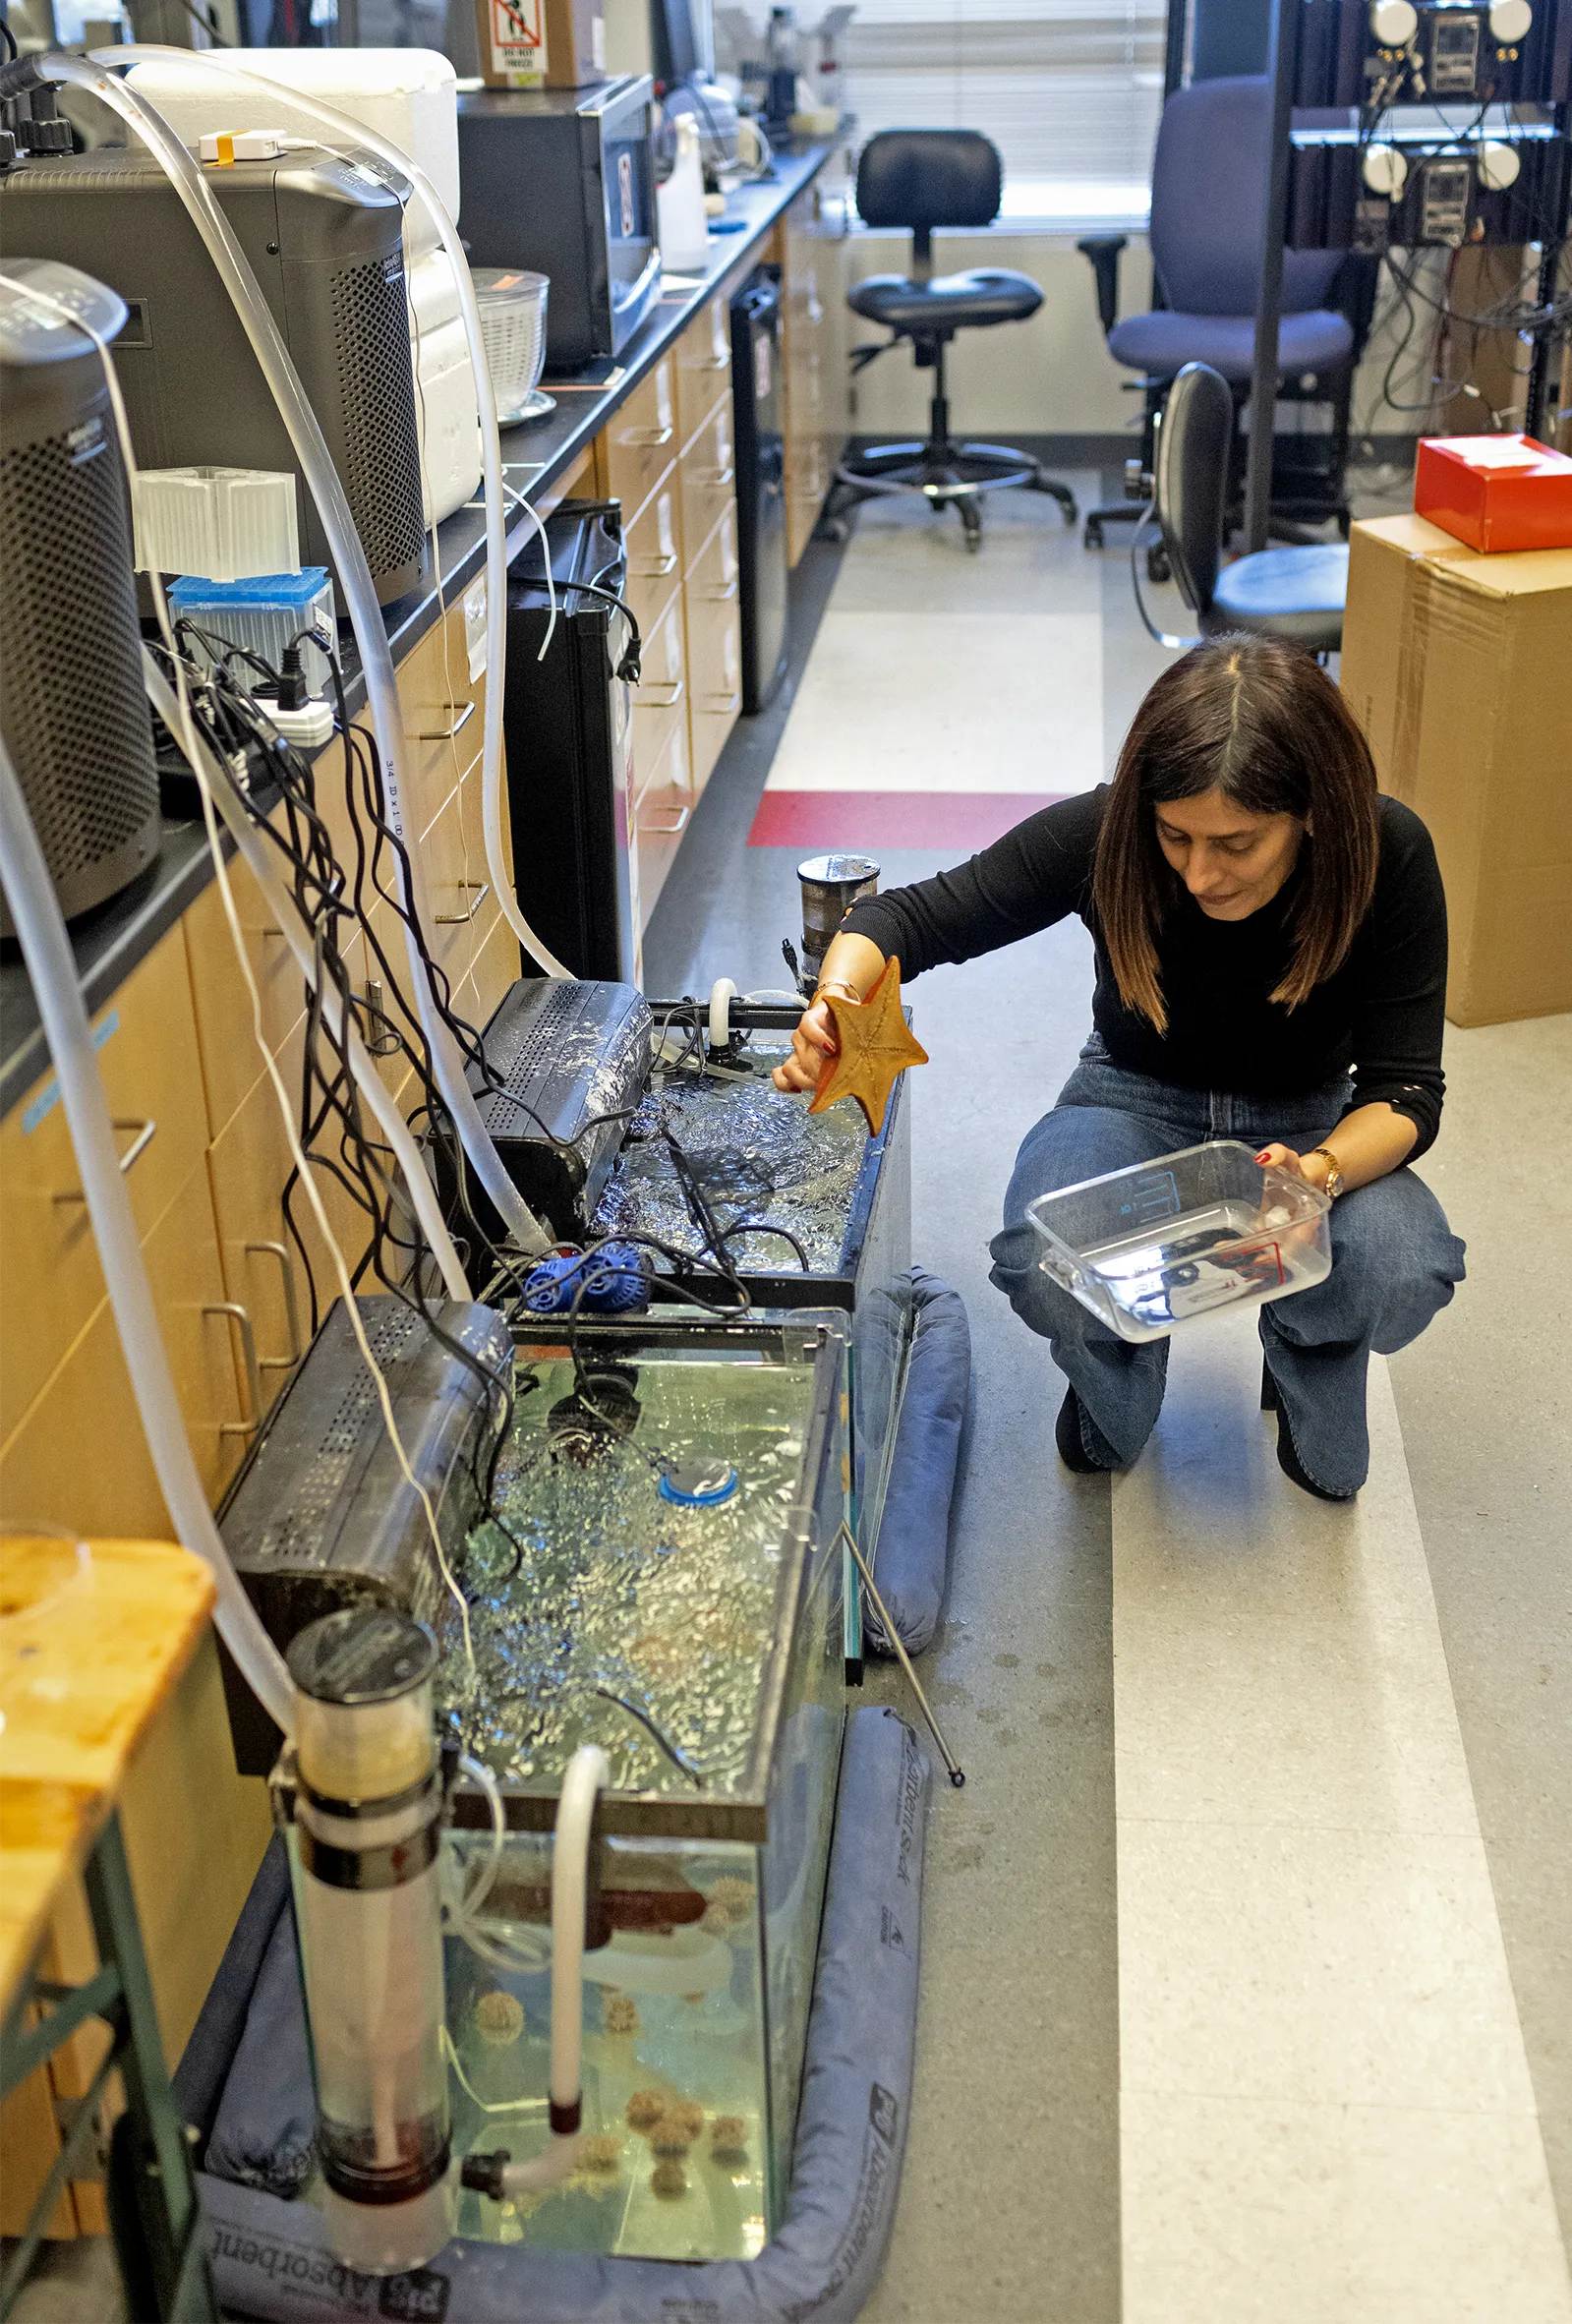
[1339,513,1572,1027]
[474,0,606,88]
[1415,433,1572,554]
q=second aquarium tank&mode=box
[436,1308,851,2263]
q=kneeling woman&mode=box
[774,636,1466,1501]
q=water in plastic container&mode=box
[1026,1139,1332,1344]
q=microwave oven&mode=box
[456,77,662,369]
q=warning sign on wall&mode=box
[476,0,549,86]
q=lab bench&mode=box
[0,142,846,2243]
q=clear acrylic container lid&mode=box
[1026,1138,1333,1345]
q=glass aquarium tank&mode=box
[593,1034,915,1627]
[435,1309,850,2262]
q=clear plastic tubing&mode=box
[110,42,572,983]
[142,654,471,1307]
[0,735,296,1736]
[44,54,549,1254]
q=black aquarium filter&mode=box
[0,261,159,932]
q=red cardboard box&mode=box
[1415,434,1572,554]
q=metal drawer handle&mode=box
[206,1302,264,1437]
[361,977,401,1058]
[641,802,690,835]
[698,464,735,488]
[53,1117,155,1203]
[624,424,674,447]
[806,298,824,326]
[698,352,730,372]
[435,880,491,927]
[631,551,678,577]
[705,689,742,714]
[245,1241,304,1368]
[640,678,685,707]
[702,577,739,602]
[416,701,475,742]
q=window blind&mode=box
[836,0,1164,219]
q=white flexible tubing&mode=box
[550,1745,608,2125]
[51,54,548,1253]
[110,44,573,982]
[708,977,738,1050]
[142,656,470,1307]
[0,738,296,1736]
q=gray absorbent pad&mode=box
[866,1269,971,1657]
[194,1706,932,2324]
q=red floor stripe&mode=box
[747,790,1070,850]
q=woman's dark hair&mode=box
[1092,635,1379,1033]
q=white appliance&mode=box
[127,49,481,528]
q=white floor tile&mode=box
[1123,2089,1572,2324]
[763,611,1103,794]
[1113,1313,1571,2317]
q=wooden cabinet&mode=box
[183,849,306,1140]
[632,591,689,774]
[0,928,210,1446]
[0,1162,251,1538]
[678,397,737,577]
[675,289,734,447]
[783,186,848,566]
[623,478,684,646]
[685,507,744,793]
[605,354,679,523]
[632,717,694,923]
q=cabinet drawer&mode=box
[685,542,742,794]
[623,478,684,646]
[205,1029,373,1405]
[678,395,737,573]
[688,500,740,617]
[424,761,500,990]
[397,595,488,836]
[633,716,694,929]
[630,590,688,795]
[0,1162,250,1535]
[0,927,208,1444]
[676,291,734,448]
[184,848,307,1138]
[470,906,523,1030]
[605,356,678,522]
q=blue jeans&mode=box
[988,1038,1467,1496]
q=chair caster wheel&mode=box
[1146,544,1172,584]
[964,530,982,553]
[1083,517,1104,549]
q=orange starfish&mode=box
[808,958,928,1136]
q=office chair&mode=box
[1141,363,1347,655]
[824,130,1077,552]
[1077,76,1372,553]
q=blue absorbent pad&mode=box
[189,1708,932,2324]
[866,1269,971,1657]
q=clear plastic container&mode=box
[1026,1139,1332,1344]
[472,267,551,424]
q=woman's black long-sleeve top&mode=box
[841,787,1448,1158]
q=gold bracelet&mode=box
[1306,1145,1345,1197]
[814,979,861,1004]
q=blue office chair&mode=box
[1140,362,1347,656]
[1078,76,1370,552]
[825,129,1077,552]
